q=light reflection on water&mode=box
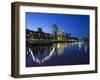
[26,42,89,67]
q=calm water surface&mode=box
[26,42,89,67]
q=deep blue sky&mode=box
[26,12,89,37]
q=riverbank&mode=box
[26,40,54,46]
[26,39,80,46]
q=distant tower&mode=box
[61,29,65,39]
[37,27,43,33]
[57,28,64,40]
[51,24,59,39]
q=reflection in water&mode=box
[85,45,88,52]
[78,42,82,50]
[57,43,64,55]
[56,43,70,55]
[73,42,88,52]
[26,42,89,67]
[27,45,56,64]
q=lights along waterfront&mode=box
[25,12,89,67]
[26,42,89,67]
[26,27,89,67]
[26,25,89,67]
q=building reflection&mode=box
[26,42,89,64]
[73,42,88,52]
[26,44,56,64]
[78,42,83,50]
[56,43,69,55]
[26,43,71,64]
[56,43,64,55]
[85,45,87,52]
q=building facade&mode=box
[26,28,52,40]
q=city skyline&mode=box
[26,12,89,38]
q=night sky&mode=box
[26,12,89,38]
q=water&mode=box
[26,42,89,67]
